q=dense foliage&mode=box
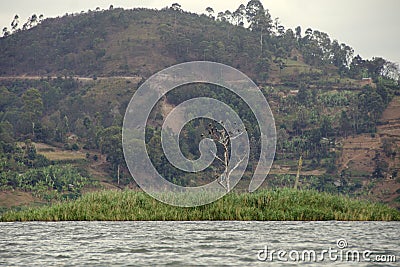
[0,139,93,200]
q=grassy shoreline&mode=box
[1,189,399,221]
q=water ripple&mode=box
[0,221,398,266]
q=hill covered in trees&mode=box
[1,1,400,211]
[1,2,398,81]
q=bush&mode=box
[71,143,80,151]
[33,154,51,167]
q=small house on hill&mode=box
[360,77,373,86]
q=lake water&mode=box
[0,221,398,266]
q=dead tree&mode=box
[202,122,247,191]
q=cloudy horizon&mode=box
[1,0,399,64]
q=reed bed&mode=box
[1,188,399,221]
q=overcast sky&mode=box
[1,0,399,64]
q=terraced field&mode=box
[338,96,400,208]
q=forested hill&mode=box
[1,3,398,83]
[1,2,400,211]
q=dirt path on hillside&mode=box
[0,75,141,82]
[269,169,325,176]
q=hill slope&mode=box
[0,5,378,82]
[0,4,400,211]
[0,8,262,78]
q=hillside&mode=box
[0,8,255,78]
[2,5,394,82]
[1,2,400,212]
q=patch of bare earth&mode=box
[339,97,400,174]
[380,97,400,122]
[379,96,400,140]
[377,96,400,179]
[0,191,44,209]
[338,134,380,174]
[338,96,400,208]
[34,142,86,161]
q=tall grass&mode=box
[1,188,399,221]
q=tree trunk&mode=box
[294,156,302,190]
[224,149,229,191]
[117,164,120,185]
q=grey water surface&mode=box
[0,221,398,266]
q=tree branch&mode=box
[227,154,247,179]
[230,130,245,141]
[209,149,224,163]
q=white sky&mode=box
[1,0,399,64]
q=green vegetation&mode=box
[1,189,399,221]
[0,137,96,202]
[0,164,93,201]
[0,1,400,212]
[1,2,398,81]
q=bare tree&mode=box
[293,155,303,189]
[203,122,247,191]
